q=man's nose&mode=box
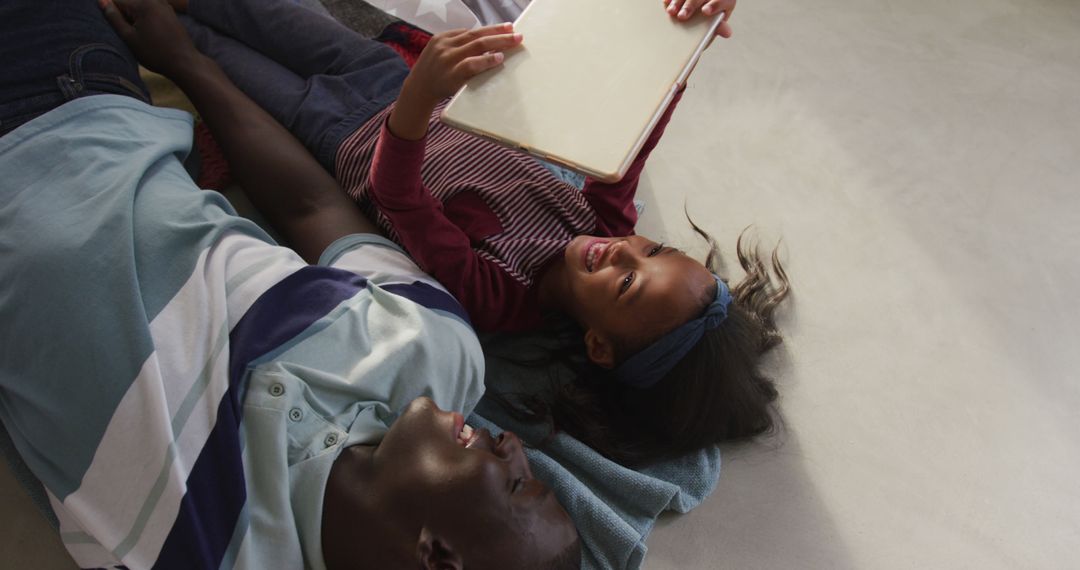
[495,431,522,456]
[497,432,534,477]
[496,432,522,458]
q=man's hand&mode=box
[389,24,523,141]
[664,0,737,38]
[100,0,201,78]
[102,0,381,261]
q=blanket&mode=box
[471,331,722,570]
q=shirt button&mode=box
[324,433,340,447]
[269,383,285,397]
[288,408,303,422]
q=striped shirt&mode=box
[334,91,684,332]
[0,96,484,570]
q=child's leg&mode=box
[186,0,405,81]
[180,16,404,172]
[180,0,408,173]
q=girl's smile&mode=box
[543,235,717,366]
[584,239,609,272]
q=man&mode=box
[0,0,580,567]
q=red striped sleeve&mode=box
[333,101,597,332]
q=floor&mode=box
[3,0,1078,567]
[638,0,1080,567]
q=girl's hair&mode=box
[499,224,790,467]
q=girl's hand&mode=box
[390,24,523,140]
[402,24,524,109]
[663,0,736,38]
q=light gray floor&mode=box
[3,0,1078,568]
[637,0,1080,567]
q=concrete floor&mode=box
[3,0,1078,567]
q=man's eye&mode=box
[620,272,635,294]
[648,243,665,256]
[512,477,524,493]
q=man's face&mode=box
[374,397,579,568]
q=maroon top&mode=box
[334,90,685,332]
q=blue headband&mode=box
[612,275,732,389]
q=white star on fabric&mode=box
[416,0,452,22]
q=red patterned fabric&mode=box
[193,121,232,190]
[376,22,433,67]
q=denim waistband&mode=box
[1,42,149,137]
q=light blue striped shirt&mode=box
[0,96,484,569]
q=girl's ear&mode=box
[584,329,616,369]
[416,526,463,570]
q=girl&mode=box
[175,0,790,465]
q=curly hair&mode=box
[499,224,791,466]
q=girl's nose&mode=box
[608,240,638,267]
[608,240,629,266]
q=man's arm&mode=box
[102,0,377,263]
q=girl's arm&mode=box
[583,88,685,237]
[367,120,537,331]
[367,26,538,332]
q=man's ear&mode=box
[416,526,463,570]
[584,329,616,369]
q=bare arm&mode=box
[102,0,378,263]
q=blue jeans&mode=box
[181,0,409,173]
[0,0,149,138]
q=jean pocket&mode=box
[63,43,149,103]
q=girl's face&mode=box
[561,235,716,366]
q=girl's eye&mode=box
[620,272,635,294]
[512,477,524,493]
[648,243,665,256]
